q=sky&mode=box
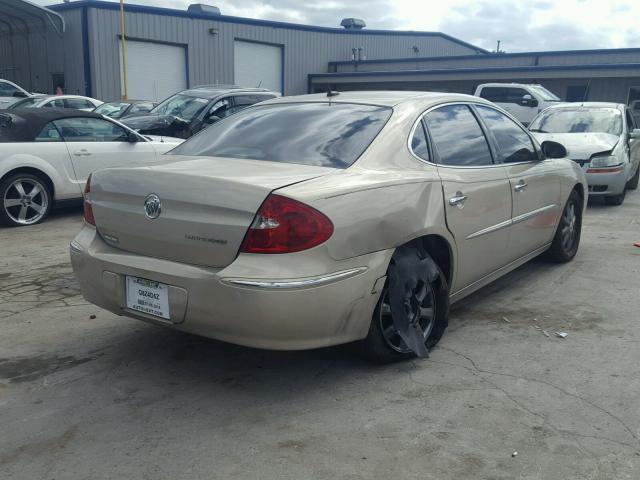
[35,0,640,52]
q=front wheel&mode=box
[359,243,450,363]
[0,173,52,227]
[545,189,582,262]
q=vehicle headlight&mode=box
[589,155,620,168]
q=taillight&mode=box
[83,174,96,226]
[240,194,333,254]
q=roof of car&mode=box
[180,86,276,99]
[545,102,623,110]
[0,108,105,142]
[259,90,485,108]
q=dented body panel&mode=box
[71,91,587,350]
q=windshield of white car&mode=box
[169,102,392,168]
[8,97,43,109]
[528,86,561,101]
[150,94,209,121]
[529,108,622,135]
[94,102,130,117]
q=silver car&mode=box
[71,92,586,362]
[530,102,640,205]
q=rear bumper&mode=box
[585,168,626,196]
[70,226,391,350]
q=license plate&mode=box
[126,276,170,320]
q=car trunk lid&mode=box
[90,156,333,268]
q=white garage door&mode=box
[234,40,282,94]
[119,40,187,102]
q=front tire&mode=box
[545,189,582,262]
[0,173,52,227]
[359,244,450,363]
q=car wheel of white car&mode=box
[360,243,449,363]
[0,173,52,227]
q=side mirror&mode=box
[630,128,640,140]
[127,131,139,143]
[206,114,221,124]
[521,94,538,107]
[540,140,567,159]
[13,91,28,98]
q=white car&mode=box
[9,94,103,111]
[530,102,640,205]
[475,83,564,126]
[0,79,31,108]
[0,109,183,226]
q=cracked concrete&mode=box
[0,193,639,480]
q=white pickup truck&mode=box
[474,83,564,126]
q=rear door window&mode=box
[0,82,18,96]
[170,102,392,168]
[475,105,538,163]
[424,104,494,167]
[479,87,529,104]
[64,98,94,110]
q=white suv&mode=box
[474,83,564,126]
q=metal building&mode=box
[309,48,640,105]
[3,0,640,107]
[0,0,65,94]
[2,0,483,101]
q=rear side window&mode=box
[35,122,63,142]
[475,105,538,163]
[410,121,430,161]
[424,104,493,167]
[479,87,529,104]
[170,102,392,169]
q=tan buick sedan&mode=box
[71,92,586,362]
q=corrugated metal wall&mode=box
[79,6,479,101]
[313,76,640,104]
[0,29,63,93]
[334,50,640,73]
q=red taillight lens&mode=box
[83,174,96,226]
[240,194,333,254]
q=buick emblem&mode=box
[144,194,162,219]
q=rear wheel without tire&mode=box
[359,246,449,363]
[0,173,52,227]
[545,189,582,263]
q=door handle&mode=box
[514,180,528,192]
[448,191,467,208]
[73,149,91,156]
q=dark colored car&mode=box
[120,86,278,139]
[93,100,157,119]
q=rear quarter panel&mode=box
[0,145,79,200]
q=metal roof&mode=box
[0,0,64,37]
[47,0,486,53]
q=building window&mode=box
[566,85,588,102]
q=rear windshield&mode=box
[530,107,622,135]
[169,102,392,168]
